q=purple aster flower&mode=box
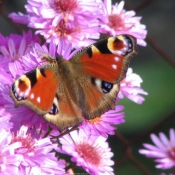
[9,0,102,48]
[11,126,66,174]
[0,30,40,78]
[139,129,175,169]
[8,12,29,25]
[118,68,148,104]
[57,129,114,174]
[99,0,147,46]
[0,73,18,130]
[0,116,13,132]
[0,129,23,174]
[80,104,125,138]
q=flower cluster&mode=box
[0,0,148,174]
[9,0,147,47]
[0,124,65,175]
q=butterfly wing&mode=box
[76,75,120,119]
[10,64,83,131]
[43,83,83,131]
[70,35,137,119]
[71,35,137,83]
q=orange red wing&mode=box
[70,35,137,83]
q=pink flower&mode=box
[0,72,18,130]
[57,129,114,174]
[0,30,40,78]
[139,129,175,169]
[0,129,23,174]
[12,126,66,174]
[80,104,125,138]
[0,116,13,132]
[99,0,147,46]
[118,68,148,104]
[9,0,102,47]
[8,12,29,24]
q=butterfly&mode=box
[10,35,137,131]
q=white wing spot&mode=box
[114,57,120,61]
[53,97,59,109]
[112,64,117,69]
[95,79,102,87]
[24,89,30,98]
[114,50,122,55]
[30,93,34,99]
[16,87,20,93]
[37,97,41,103]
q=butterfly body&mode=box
[10,35,137,131]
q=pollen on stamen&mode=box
[88,117,100,124]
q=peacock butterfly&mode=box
[10,35,137,131]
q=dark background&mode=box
[1,0,175,174]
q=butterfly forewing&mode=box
[10,67,59,115]
[70,35,137,83]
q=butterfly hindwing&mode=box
[43,87,83,131]
[70,35,137,119]
[77,74,120,119]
